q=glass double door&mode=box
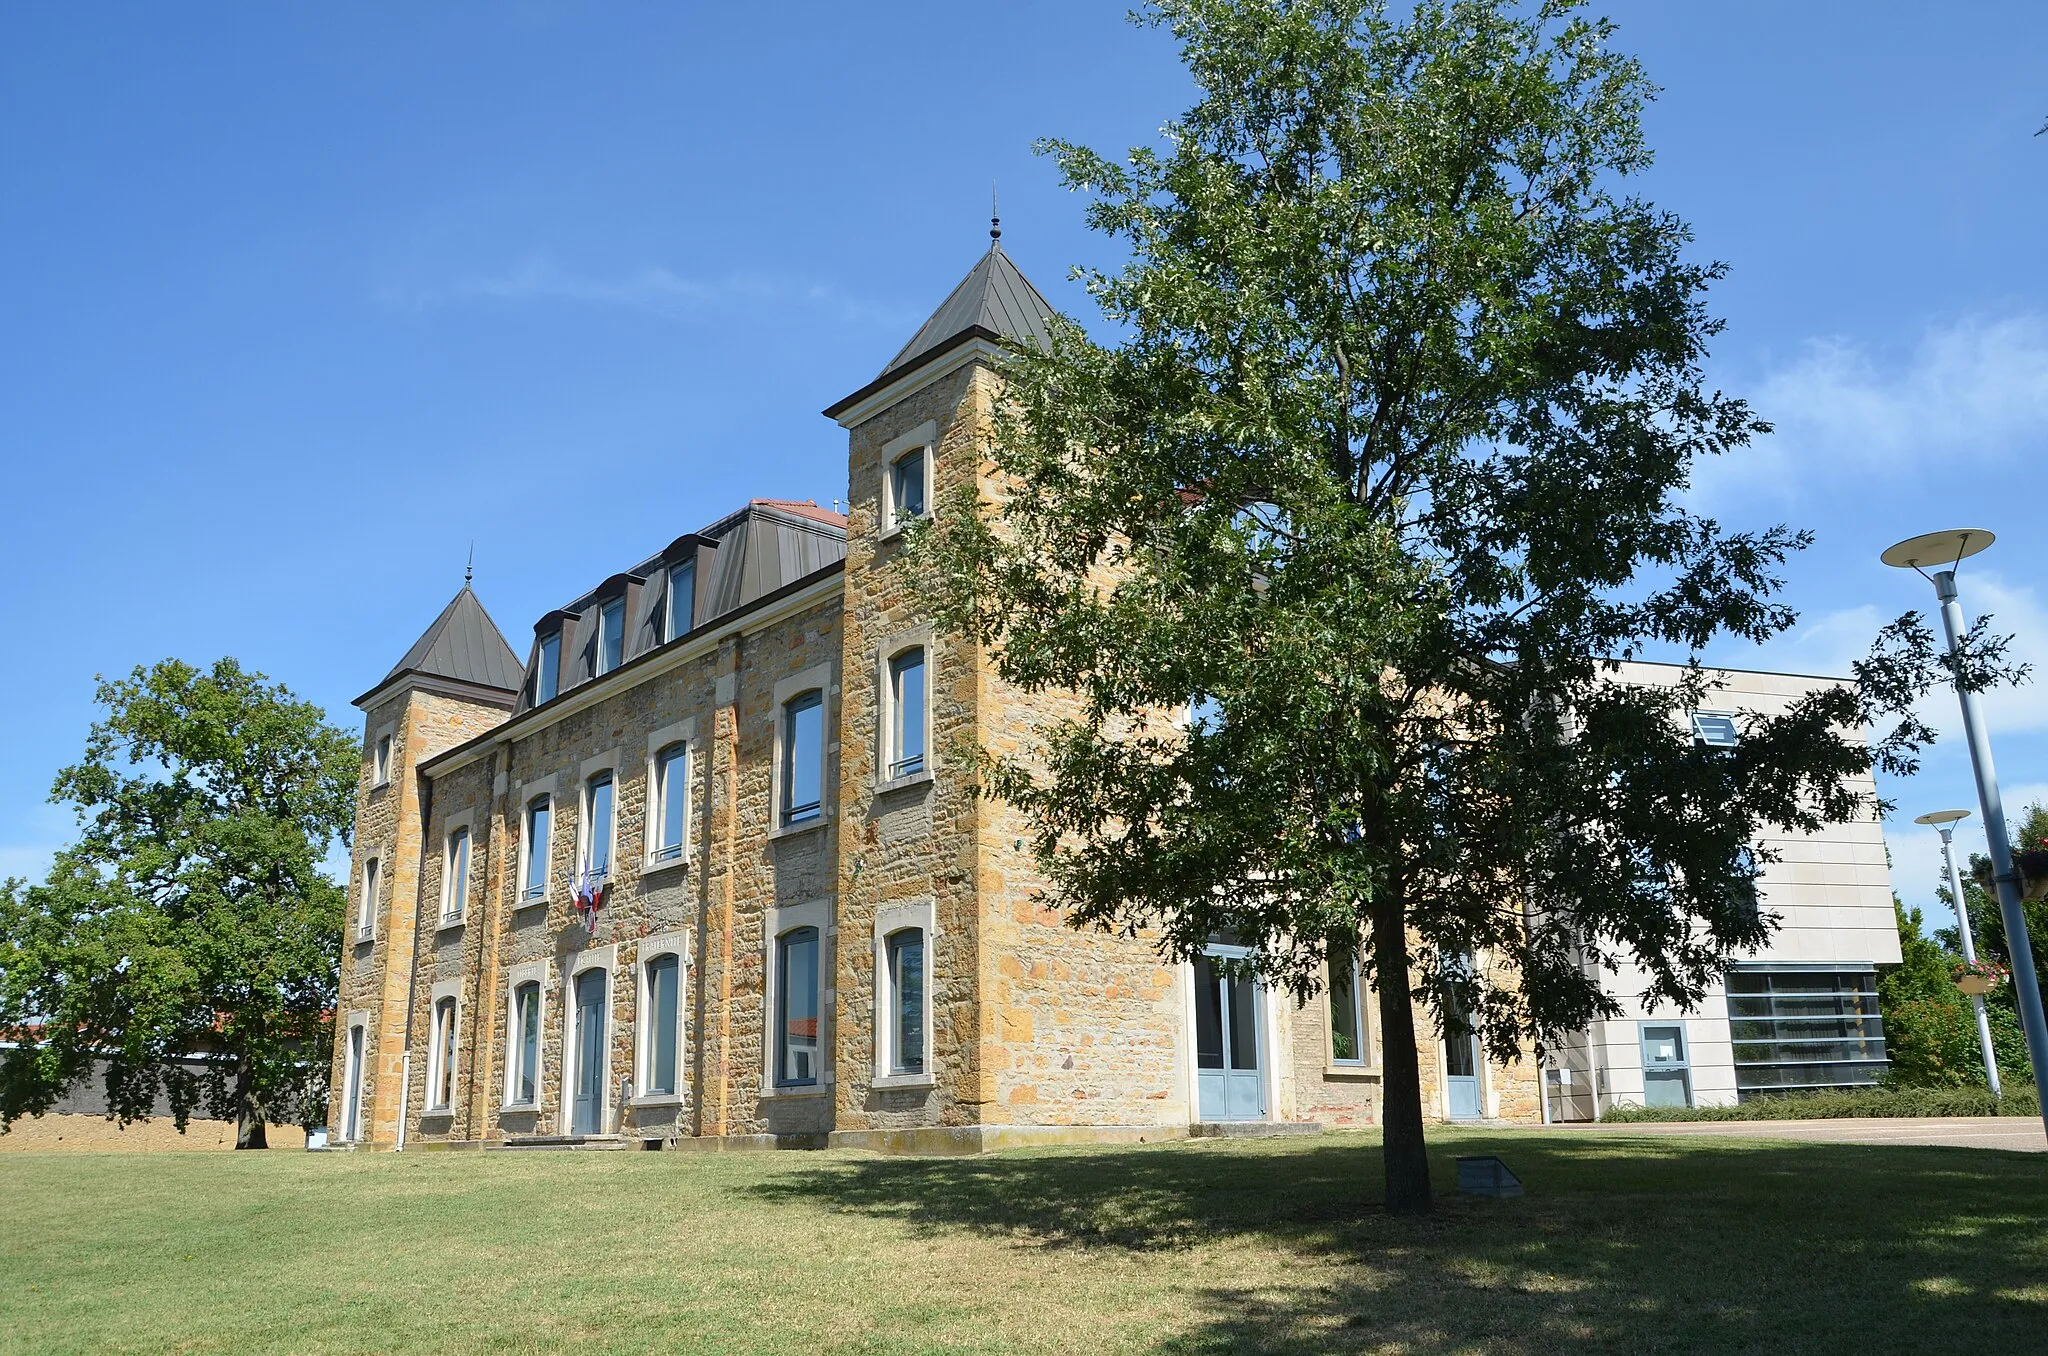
[1195,946,1265,1121]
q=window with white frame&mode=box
[780,691,824,826]
[427,996,458,1112]
[535,630,562,704]
[884,647,927,780]
[582,774,615,883]
[1327,934,1369,1066]
[357,857,381,940]
[596,597,626,675]
[509,980,542,1106]
[521,796,551,903]
[649,743,688,865]
[640,950,684,1097]
[884,928,925,1076]
[667,559,695,642]
[441,827,470,924]
[774,926,821,1087]
[887,445,929,528]
[372,734,392,788]
[341,1019,367,1142]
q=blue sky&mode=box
[4,2,2046,937]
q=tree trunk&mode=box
[1372,900,1432,1214]
[232,1056,267,1150]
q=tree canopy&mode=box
[912,0,1985,1212]
[0,658,356,1147]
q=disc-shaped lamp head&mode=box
[1881,529,1995,570]
[1914,809,1972,827]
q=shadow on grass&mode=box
[748,1131,2048,1354]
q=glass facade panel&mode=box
[1726,968,1887,1099]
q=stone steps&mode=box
[490,1134,646,1152]
[1189,1120,1323,1139]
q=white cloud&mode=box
[1688,313,2048,508]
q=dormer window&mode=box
[1691,712,1740,751]
[887,446,929,529]
[597,598,626,675]
[667,559,695,642]
[535,631,561,704]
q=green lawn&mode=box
[2,1129,2043,1355]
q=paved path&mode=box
[1536,1116,2046,1153]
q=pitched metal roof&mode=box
[373,584,524,699]
[878,241,1058,379]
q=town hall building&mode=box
[329,231,1900,1152]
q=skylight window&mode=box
[1691,712,1740,750]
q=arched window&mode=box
[582,774,615,881]
[885,927,925,1076]
[888,445,928,527]
[509,981,541,1107]
[780,692,824,826]
[641,953,683,1097]
[427,996,458,1112]
[441,828,470,924]
[886,648,927,780]
[775,926,820,1086]
[357,857,381,941]
[649,744,688,864]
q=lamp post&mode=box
[1884,529,2048,1133]
[1914,809,2001,1096]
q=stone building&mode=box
[329,234,1899,1152]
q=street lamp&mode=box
[1913,808,2000,1095]
[1884,528,2048,1133]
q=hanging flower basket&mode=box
[1954,959,2008,996]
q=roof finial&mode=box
[465,542,474,587]
[991,181,1001,244]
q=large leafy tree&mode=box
[0,659,356,1148]
[915,0,1978,1212]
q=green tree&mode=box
[0,659,356,1148]
[913,0,1979,1213]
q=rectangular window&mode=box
[886,928,925,1076]
[1328,937,1367,1066]
[1726,967,1887,1099]
[887,648,927,780]
[373,735,392,787]
[536,632,561,704]
[512,982,541,1105]
[667,560,695,641]
[584,775,614,880]
[442,828,469,923]
[650,745,688,864]
[781,692,824,826]
[776,927,820,1086]
[1640,1022,1692,1109]
[889,447,928,525]
[597,598,625,675]
[644,954,681,1096]
[428,996,457,1111]
[1691,711,1740,750]
[343,1023,365,1142]
[357,858,381,940]
[522,798,551,902]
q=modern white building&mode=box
[1545,661,1901,1119]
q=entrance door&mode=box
[1194,947,1265,1121]
[571,969,607,1135]
[343,1025,364,1142]
[1443,965,1483,1119]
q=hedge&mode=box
[1597,1084,2041,1123]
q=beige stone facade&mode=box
[326,241,1889,1153]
